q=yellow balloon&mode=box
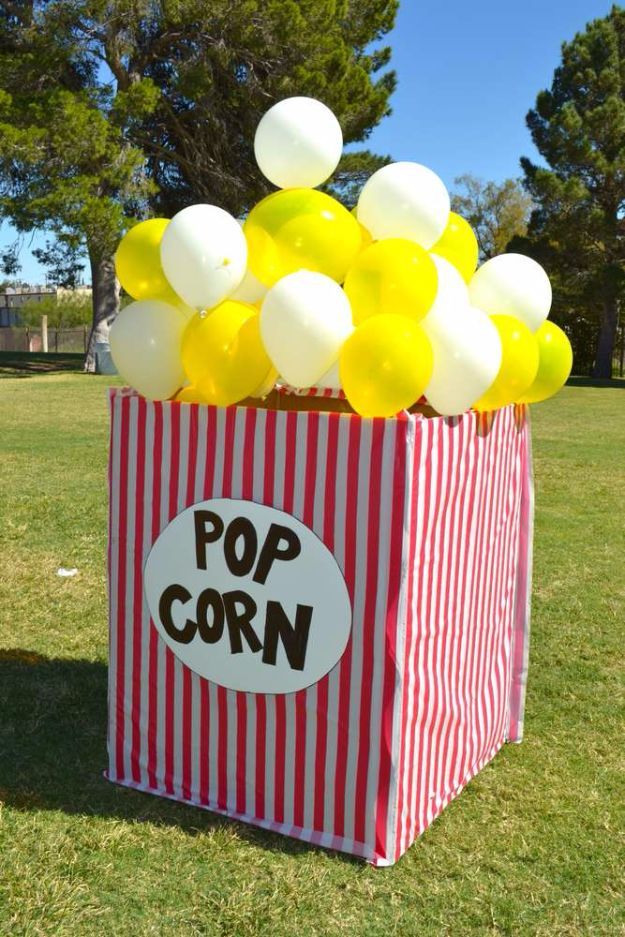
[244,188,362,287]
[473,315,540,412]
[351,207,373,250]
[430,212,479,283]
[115,219,179,303]
[175,385,204,403]
[516,321,573,404]
[339,314,434,418]
[344,238,438,324]
[251,368,279,398]
[181,301,274,407]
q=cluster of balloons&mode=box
[110,96,573,418]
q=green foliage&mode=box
[451,174,533,260]
[31,240,86,289]
[0,0,397,357]
[323,149,391,208]
[0,0,397,244]
[0,84,154,262]
[120,0,398,215]
[18,293,93,328]
[518,6,625,377]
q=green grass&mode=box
[0,373,624,936]
[0,350,84,376]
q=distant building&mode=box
[0,285,92,326]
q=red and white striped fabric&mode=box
[107,388,533,866]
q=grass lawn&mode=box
[0,372,623,935]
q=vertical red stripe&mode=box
[405,420,435,845]
[235,692,247,815]
[496,411,521,744]
[106,393,116,776]
[313,413,340,831]
[372,421,407,857]
[147,402,163,789]
[293,412,320,829]
[217,407,237,811]
[416,417,447,832]
[164,403,181,796]
[130,397,147,784]
[474,413,509,766]
[455,413,486,787]
[447,414,482,806]
[354,418,384,845]
[485,411,519,756]
[430,416,465,809]
[273,410,298,824]
[462,412,497,782]
[199,406,218,805]
[199,680,210,805]
[217,684,228,810]
[115,396,130,780]
[263,410,276,505]
[222,407,236,497]
[439,415,471,793]
[235,408,257,816]
[395,418,420,857]
[508,411,531,741]
[481,414,510,757]
[333,415,361,837]
[282,411,297,514]
[254,693,267,818]
[256,409,276,819]
[181,403,199,802]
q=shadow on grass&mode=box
[567,375,625,389]
[0,352,84,377]
[0,648,356,863]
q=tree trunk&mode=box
[593,295,618,379]
[84,252,120,373]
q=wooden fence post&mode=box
[41,315,48,353]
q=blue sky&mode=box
[2,0,614,283]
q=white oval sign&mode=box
[144,498,352,694]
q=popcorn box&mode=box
[106,387,533,866]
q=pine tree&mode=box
[451,175,532,261]
[519,6,625,378]
[0,1,397,369]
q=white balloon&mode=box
[160,204,247,310]
[260,271,353,387]
[422,304,502,417]
[254,96,343,189]
[109,300,187,400]
[315,358,343,390]
[357,162,450,248]
[426,254,470,318]
[469,253,552,332]
[230,267,268,305]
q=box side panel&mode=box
[107,390,414,863]
[506,406,534,742]
[381,415,420,866]
[395,405,529,857]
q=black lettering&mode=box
[194,510,224,570]
[223,517,258,578]
[159,584,196,644]
[253,523,301,585]
[262,601,312,671]
[222,590,262,655]
[196,588,225,643]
